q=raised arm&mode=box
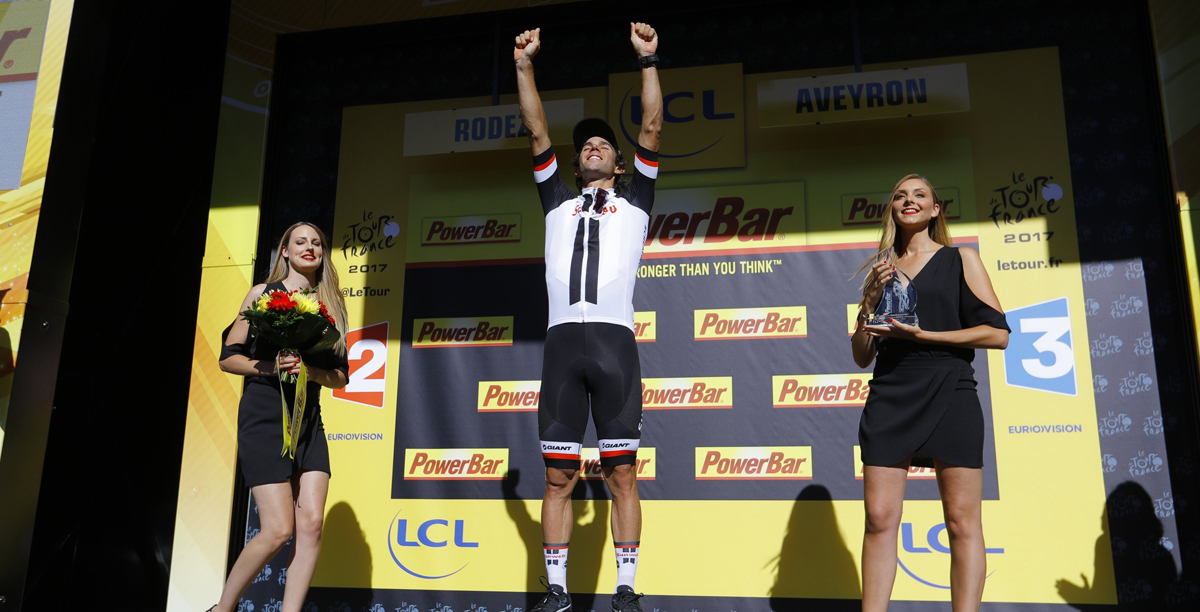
[515,28,551,157]
[631,22,662,152]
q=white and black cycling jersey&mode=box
[532,144,659,331]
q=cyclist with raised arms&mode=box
[514,21,662,612]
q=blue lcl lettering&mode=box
[902,523,931,553]
[396,519,478,548]
[903,523,1006,554]
[455,520,479,548]
[632,90,735,125]
[703,90,735,120]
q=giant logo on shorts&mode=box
[387,510,480,580]
[1004,297,1077,395]
[333,322,388,408]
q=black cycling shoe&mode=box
[612,585,645,612]
[532,576,572,612]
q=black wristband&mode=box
[638,53,659,68]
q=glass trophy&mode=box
[867,248,919,327]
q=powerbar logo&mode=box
[580,447,657,480]
[413,317,513,348]
[641,183,807,257]
[642,377,733,410]
[421,214,521,246]
[853,446,935,479]
[773,374,871,407]
[634,311,656,342]
[841,189,960,226]
[403,448,508,480]
[695,307,807,340]
[477,380,540,412]
[696,446,811,479]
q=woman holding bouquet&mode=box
[851,175,1009,612]
[212,222,349,612]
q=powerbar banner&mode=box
[237,48,1179,610]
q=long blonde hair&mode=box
[266,222,349,355]
[856,174,953,305]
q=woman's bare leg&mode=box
[282,470,330,612]
[213,482,295,612]
[861,461,910,612]
[935,462,985,612]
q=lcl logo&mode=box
[898,522,1004,589]
[395,518,478,548]
[617,87,738,159]
[387,511,480,580]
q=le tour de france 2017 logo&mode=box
[387,510,480,580]
[343,211,401,258]
[989,171,1065,227]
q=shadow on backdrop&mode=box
[0,322,11,440]
[505,469,612,611]
[318,501,373,607]
[1056,481,1177,610]
[769,484,861,611]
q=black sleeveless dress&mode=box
[222,281,349,487]
[858,247,1010,469]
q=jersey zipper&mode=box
[579,210,590,321]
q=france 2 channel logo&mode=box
[1004,297,1077,396]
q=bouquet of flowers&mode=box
[241,288,341,458]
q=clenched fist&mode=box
[514,28,541,64]
[630,22,658,57]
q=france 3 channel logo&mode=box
[1003,297,1077,396]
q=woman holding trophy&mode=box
[211,221,350,612]
[851,175,1010,612]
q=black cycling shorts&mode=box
[538,322,643,470]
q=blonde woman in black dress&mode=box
[211,222,350,612]
[851,175,1009,612]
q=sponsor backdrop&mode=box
[227,45,1183,610]
[166,3,590,611]
[0,0,74,460]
